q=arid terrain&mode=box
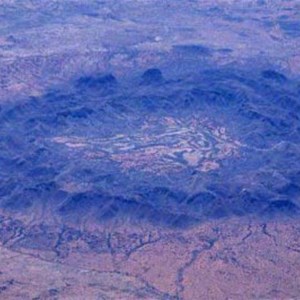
[0,215,300,299]
[1,0,300,299]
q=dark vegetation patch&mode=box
[262,200,300,217]
[279,20,300,37]
[141,68,164,85]
[261,69,287,82]
[173,44,213,56]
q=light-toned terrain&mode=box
[0,0,300,102]
[0,213,300,299]
[51,116,241,175]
